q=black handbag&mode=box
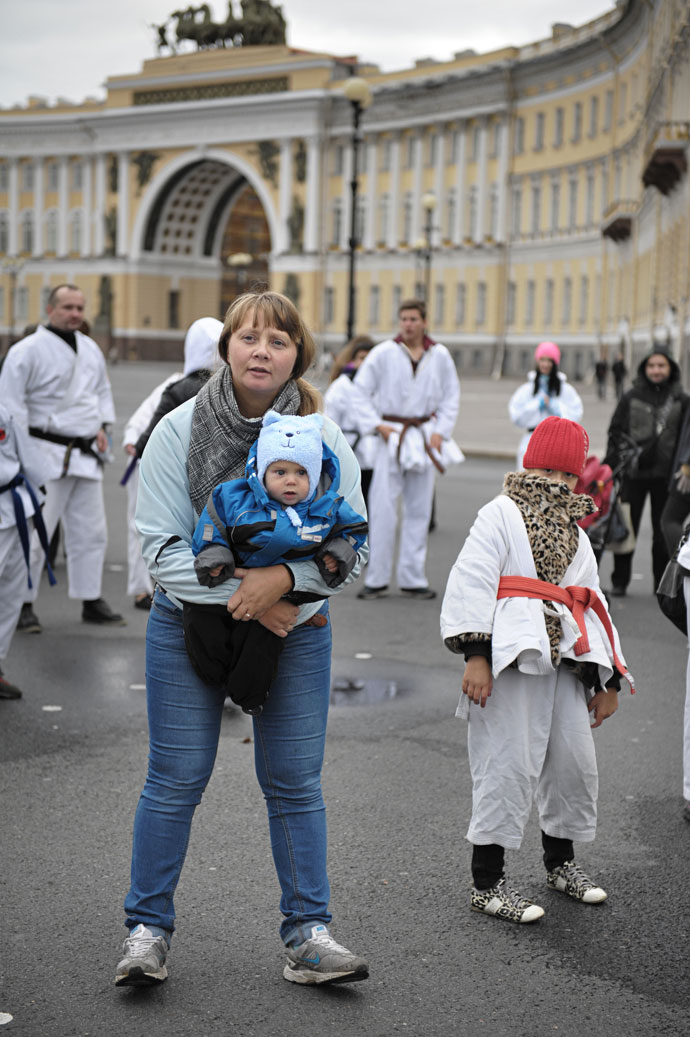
[656,527,690,634]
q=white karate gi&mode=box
[0,325,115,602]
[0,406,49,657]
[508,372,584,470]
[441,494,627,849]
[323,373,378,472]
[353,339,460,589]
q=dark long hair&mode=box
[532,361,562,397]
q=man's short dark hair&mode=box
[47,283,81,307]
[399,298,426,320]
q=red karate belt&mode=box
[496,575,634,692]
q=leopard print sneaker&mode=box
[546,860,607,903]
[470,878,545,923]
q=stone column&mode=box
[340,141,352,252]
[411,132,423,243]
[81,157,92,256]
[363,135,377,251]
[452,123,466,246]
[32,158,44,256]
[57,156,69,256]
[496,118,509,243]
[93,153,106,256]
[303,136,320,253]
[116,151,130,256]
[433,128,445,248]
[278,137,292,254]
[476,117,488,243]
[387,132,401,250]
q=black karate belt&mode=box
[29,427,102,477]
[0,473,56,589]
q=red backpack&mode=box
[575,456,613,531]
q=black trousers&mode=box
[611,476,670,591]
[660,489,690,557]
[471,834,574,890]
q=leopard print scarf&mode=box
[503,472,596,661]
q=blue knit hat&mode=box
[256,410,325,501]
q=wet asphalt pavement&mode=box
[2,364,689,1037]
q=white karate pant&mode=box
[26,476,107,602]
[0,528,27,659]
[466,665,598,849]
[365,441,435,589]
[126,465,153,597]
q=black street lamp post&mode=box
[421,191,437,304]
[343,76,372,342]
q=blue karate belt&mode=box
[0,474,57,589]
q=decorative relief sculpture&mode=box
[133,152,161,194]
[154,0,286,53]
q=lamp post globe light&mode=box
[343,76,372,342]
[421,191,437,303]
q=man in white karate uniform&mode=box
[353,298,460,600]
[0,283,124,632]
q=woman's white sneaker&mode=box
[470,878,545,923]
[546,860,607,903]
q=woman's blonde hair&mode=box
[219,290,320,414]
[328,335,375,383]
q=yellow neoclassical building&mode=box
[1,0,689,378]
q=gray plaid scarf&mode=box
[187,365,302,514]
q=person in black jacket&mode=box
[660,397,690,556]
[604,351,688,596]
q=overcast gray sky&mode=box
[1,0,613,108]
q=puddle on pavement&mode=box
[330,676,403,706]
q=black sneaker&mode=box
[609,586,627,598]
[17,603,41,634]
[82,598,127,626]
[400,587,437,600]
[356,585,389,600]
[0,668,22,699]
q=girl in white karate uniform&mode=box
[441,416,632,923]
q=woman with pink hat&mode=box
[508,342,583,470]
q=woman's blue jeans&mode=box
[124,588,333,945]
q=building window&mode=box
[434,283,445,325]
[72,162,83,190]
[618,82,627,124]
[550,181,560,233]
[506,281,516,326]
[554,107,564,148]
[377,194,389,245]
[562,277,572,326]
[0,165,8,191]
[448,127,460,165]
[168,290,180,329]
[572,102,582,143]
[568,178,578,230]
[586,170,595,227]
[468,186,477,241]
[16,286,28,321]
[534,112,545,151]
[490,121,501,158]
[0,286,4,318]
[589,96,599,138]
[47,162,59,190]
[601,162,609,215]
[331,200,342,247]
[355,198,366,245]
[530,184,541,235]
[603,90,613,132]
[380,138,392,173]
[323,286,334,325]
[489,183,499,240]
[511,184,522,238]
[427,133,438,168]
[369,285,380,326]
[392,284,401,322]
[514,117,524,155]
[22,163,34,192]
[470,124,481,161]
[402,192,413,243]
[21,211,33,253]
[405,135,416,170]
[70,210,82,253]
[41,285,52,316]
[446,189,456,240]
[579,275,589,326]
[0,211,8,253]
[332,144,344,176]
[476,281,486,326]
[545,278,554,325]
[45,210,57,252]
[455,282,466,326]
[526,280,535,327]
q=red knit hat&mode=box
[522,416,589,476]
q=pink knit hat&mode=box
[534,341,561,365]
[523,416,589,476]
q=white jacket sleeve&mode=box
[508,382,545,431]
[432,348,460,440]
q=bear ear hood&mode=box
[256,411,325,500]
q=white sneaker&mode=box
[283,924,369,984]
[115,924,169,986]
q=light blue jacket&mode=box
[135,398,369,623]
